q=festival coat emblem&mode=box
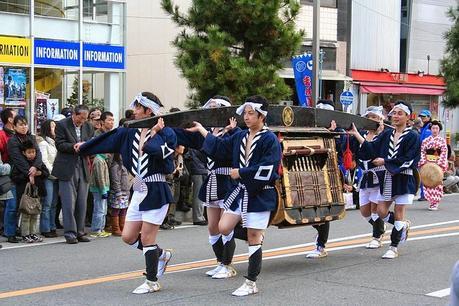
[282,106,294,127]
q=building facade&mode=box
[0,0,126,130]
[350,0,458,146]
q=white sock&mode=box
[209,234,222,245]
[394,220,405,231]
[248,244,262,256]
[143,245,158,255]
[222,231,234,245]
[371,213,379,221]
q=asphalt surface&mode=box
[1,193,458,306]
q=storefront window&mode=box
[1,66,29,123]
[34,68,79,129]
[34,0,79,19]
[0,0,29,14]
[366,93,439,119]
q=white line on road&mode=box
[2,219,459,252]
[426,288,451,298]
[166,232,459,274]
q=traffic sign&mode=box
[340,91,354,106]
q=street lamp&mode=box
[319,49,325,99]
[427,54,430,75]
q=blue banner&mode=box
[34,39,80,67]
[291,54,313,107]
[83,43,125,69]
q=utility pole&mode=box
[312,0,320,107]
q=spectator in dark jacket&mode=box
[7,116,44,203]
[12,140,49,243]
[184,148,208,225]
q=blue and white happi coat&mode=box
[174,127,240,205]
[359,127,420,199]
[348,130,383,190]
[79,127,177,211]
[202,127,281,227]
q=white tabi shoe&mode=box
[382,246,398,259]
[206,263,223,277]
[132,280,161,294]
[212,265,237,279]
[232,279,259,297]
[157,249,173,278]
[306,246,328,258]
[366,237,382,249]
[400,220,411,244]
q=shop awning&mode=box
[352,69,446,96]
[360,83,445,95]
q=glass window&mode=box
[83,0,108,22]
[301,0,337,8]
[34,0,79,19]
[0,0,29,14]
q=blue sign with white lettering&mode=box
[34,39,80,67]
[291,53,313,107]
[83,43,125,69]
[340,91,354,106]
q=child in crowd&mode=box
[108,153,130,236]
[339,155,363,210]
[13,140,49,243]
[89,153,111,238]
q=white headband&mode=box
[129,93,162,116]
[236,102,268,117]
[363,106,385,119]
[389,104,411,116]
[316,103,335,111]
[202,98,231,109]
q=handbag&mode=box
[0,175,13,195]
[19,183,42,215]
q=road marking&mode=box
[0,224,458,299]
[426,288,451,298]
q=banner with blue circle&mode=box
[291,53,313,107]
[34,39,80,67]
[83,43,125,70]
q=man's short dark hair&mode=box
[74,105,89,115]
[141,92,163,107]
[20,139,35,152]
[13,115,28,126]
[169,107,181,113]
[245,95,269,118]
[100,111,114,122]
[125,109,134,119]
[133,92,163,117]
[61,107,74,117]
[212,95,232,104]
[0,108,15,125]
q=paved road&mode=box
[1,194,458,305]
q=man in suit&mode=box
[52,105,94,244]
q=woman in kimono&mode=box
[418,120,448,211]
[187,95,281,297]
[349,101,420,259]
[77,92,176,294]
[174,96,241,279]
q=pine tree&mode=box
[161,0,303,107]
[441,5,459,108]
[67,76,89,107]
